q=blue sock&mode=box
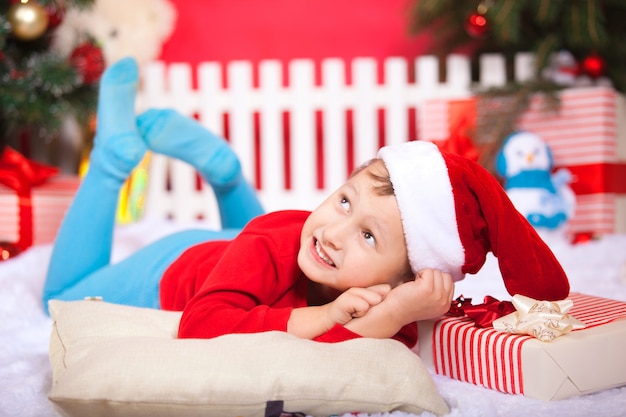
[137,109,264,228]
[137,109,241,187]
[90,57,147,182]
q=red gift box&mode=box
[421,86,626,236]
[420,98,481,163]
[0,175,79,247]
[0,147,79,249]
[415,293,626,400]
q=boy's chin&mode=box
[309,280,342,304]
[318,281,342,298]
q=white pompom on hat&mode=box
[377,141,569,301]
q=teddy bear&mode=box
[48,0,176,174]
[51,0,176,68]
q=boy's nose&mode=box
[321,220,350,249]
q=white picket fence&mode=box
[138,53,536,224]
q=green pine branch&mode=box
[1,52,96,140]
[1,0,98,153]
[407,0,626,93]
[407,0,626,167]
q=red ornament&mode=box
[581,53,606,78]
[465,11,489,39]
[45,2,65,30]
[0,241,21,261]
[571,232,596,245]
[10,66,27,79]
[69,42,105,85]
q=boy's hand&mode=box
[287,284,390,339]
[385,268,454,325]
[344,269,454,339]
[325,284,391,326]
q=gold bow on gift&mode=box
[492,295,586,342]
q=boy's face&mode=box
[297,160,410,294]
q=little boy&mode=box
[43,58,569,349]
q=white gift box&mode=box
[415,292,626,401]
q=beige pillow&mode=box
[48,300,449,417]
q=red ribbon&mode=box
[0,146,58,250]
[560,163,626,195]
[435,99,481,162]
[448,295,516,328]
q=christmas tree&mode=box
[0,0,102,170]
[408,0,626,92]
[407,0,626,167]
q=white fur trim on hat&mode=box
[378,141,465,280]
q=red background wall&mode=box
[159,0,432,71]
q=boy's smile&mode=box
[313,239,336,267]
[297,160,410,297]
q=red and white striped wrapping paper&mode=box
[0,175,79,246]
[420,86,626,235]
[517,87,626,235]
[415,293,626,401]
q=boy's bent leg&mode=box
[137,109,264,229]
[212,180,265,229]
[43,228,239,314]
[43,58,147,309]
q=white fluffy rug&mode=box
[2,218,626,417]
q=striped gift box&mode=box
[0,175,79,246]
[416,293,626,401]
[517,87,626,236]
[419,99,451,144]
[421,87,626,236]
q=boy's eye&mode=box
[362,231,376,247]
[340,196,350,210]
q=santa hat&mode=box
[377,141,569,301]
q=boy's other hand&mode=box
[326,284,391,326]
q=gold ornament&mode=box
[8,1,49,41]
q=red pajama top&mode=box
[159,210,417,347]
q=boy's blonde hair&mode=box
[352,159,395,197]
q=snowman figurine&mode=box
[495,131,576,231]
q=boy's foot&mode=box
[137,109,241,188]
[89,57,147,182]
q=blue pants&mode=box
[42,177,260,313]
